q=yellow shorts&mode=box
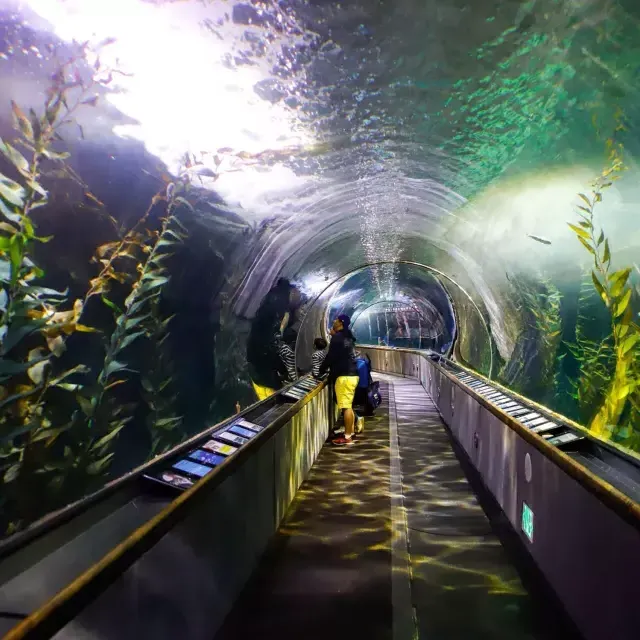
[335,375,359,410]
[252,381,276,402]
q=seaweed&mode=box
[0,44,118,527]
[0,46,192,534]
[499,274,563,402]
[568,139,640,442]
[138,207,189,456]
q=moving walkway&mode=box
[1,348,639,639]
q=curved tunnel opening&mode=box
[294,260,494,377]
[350,300,444,350]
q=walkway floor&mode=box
[391,376,563,640]
[215,375,575,640]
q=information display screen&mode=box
[229,424,256,439]
[531,422,558,434]
[235,418,264,433]
[173,459,214,478]
[189,449,227,467]
[548,432,581,446]
[203,439,237,456]
[159,472,194,489]
[216,431,249,446]
[526,416,549,428]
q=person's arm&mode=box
[278,344,296,382]
[319,337,337,376]
[312,352,320,378]
[284,346,297,382]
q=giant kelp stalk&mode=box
[569,276,615,422]
[73,178,190,472]
[499,273,562,403]
[0,43,118,528]
[568,140,640,441]
[139,209,188,455]
[0,40,194,535]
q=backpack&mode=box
[355,357,370,388]
[367,380,382,412]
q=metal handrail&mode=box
[364,345,640,530]
[0,376,314,562]
[2,379,326,640]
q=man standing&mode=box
[320,314,359,446]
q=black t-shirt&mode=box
[319,329,358,379]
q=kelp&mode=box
[568,276,615,423]
[568,139,640,441]
[0,45,191,534]
[138,203,189,455]
[0,44,117,526]
[499,273,563,402]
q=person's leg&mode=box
[332,376,359,445]
[344,407,355,437]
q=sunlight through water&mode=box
[21,0,316,212]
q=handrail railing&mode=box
[0,376,312,562]
[368,344,640,468]
[362,345,640,531]
[3,378,326,640]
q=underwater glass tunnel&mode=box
[0,0,639,536]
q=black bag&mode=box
[365,381,382,414]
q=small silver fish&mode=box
[183,165,217,178]
[527,234,552,245]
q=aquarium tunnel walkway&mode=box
[1,348,640,640]
[214,373,572,640]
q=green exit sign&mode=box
[521,502,534,542]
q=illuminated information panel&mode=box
[144,416,265,491]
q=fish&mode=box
[527,234,552,245]
[181,165,217,178]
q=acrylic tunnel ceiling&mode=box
[2,0,640,374]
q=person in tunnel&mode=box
[311,337,328,379]
[246,278,300,400]
[320,314,360,446]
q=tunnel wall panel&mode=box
[361,347,640,640]
[54,386,331,640]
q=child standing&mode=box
[312,337,328,379]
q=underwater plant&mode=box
[0,44,119,528]
[0,44,193,534]
[76,208,187,468]
[568,140,640,442]
[499,274,563,403]
[138,201,189,455]
[568,276,615,423]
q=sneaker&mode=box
[331,435,355,446]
